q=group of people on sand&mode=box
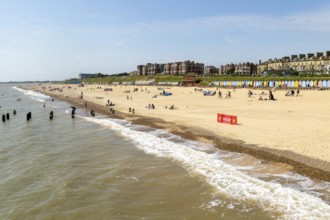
[217,90,231,98]
[285,89,300,97]
[146,104,155,109]
[258,90,276,101]
[106,99,115,106]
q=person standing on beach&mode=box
[218,90,222,98]
[269,90,276,100]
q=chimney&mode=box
[316,52,323,58]
[299,54,306,59]
[326,51,330,57]
[307,53,314,58]
[259,60,261,64]
[291,55,298,60]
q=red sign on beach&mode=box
[217,113,237,125]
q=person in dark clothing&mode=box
[269,90,276,101]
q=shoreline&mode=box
[31,86,330,181]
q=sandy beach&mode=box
[28,84,330,180]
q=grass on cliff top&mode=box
[77,75,330,84]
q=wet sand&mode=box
[27,84,330,181]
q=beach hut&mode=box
[311,80,314,88]
[327,80,330,88]
[294,81,299,88]
[299,81,302,87]
[322,80,327,88]
[302,81,306,88]
[318,80,322,88]
[313,80,317,88]
[238,81,242,87]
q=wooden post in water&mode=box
[50,111,54,120]
[6,113,9,120]
[27,112,32,121]
[2,114,6,122]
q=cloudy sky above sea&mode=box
[0,0,330,81]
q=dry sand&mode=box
[28,84,330,180]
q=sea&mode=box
[0,83,329,220]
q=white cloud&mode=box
[137,5,330,33]
[114,40,125,46]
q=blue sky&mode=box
[0,0,330,81]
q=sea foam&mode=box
[13,87,50,102]
[82,116,330,220]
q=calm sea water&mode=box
[0,84,329,220]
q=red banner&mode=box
[217,113,237,125]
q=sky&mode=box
[0,0,330,81]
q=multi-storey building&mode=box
[204,66,219,75]
[219,63,256,75]
[136,63,164,76]
[258,51,330,75]
[136,60,204,76]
